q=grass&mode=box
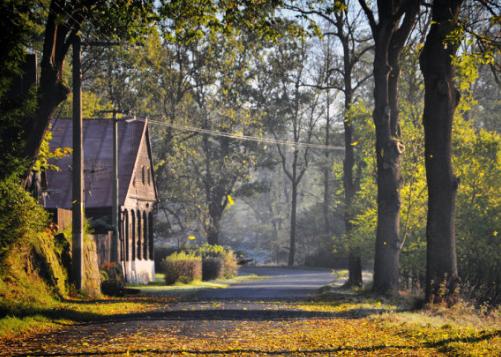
[0,297,166,341]
[131,273,265,295]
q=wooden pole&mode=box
[72,35,84,290]
[111,109,120,262]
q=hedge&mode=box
[161,251,202,285]
[196,244,238,280]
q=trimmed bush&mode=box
[161,251,201,285]
[100,262,125,296]
[202,257,224,281]
[195,244,238,280]
[222,250,238,279]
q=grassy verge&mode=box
[290,289,501,355]
[131,273,266,295]
[0,273,265,341]
[0,297,167,341]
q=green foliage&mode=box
[32,128,72,174]
[0,1,43,99]
[0,198,68,311]
[0,87,36,179]
[196,243,227,258]
[453,119,500,304]
[195,244,238,279]
[0,177,49,262]
[161,251,202,285]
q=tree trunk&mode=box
[23,0,72,182]
[420,0,462,305]
[207,225,219,245]
[288,176,298,266]
[323,91,331,237]
[342,65,363,287]
[207,196,223,245]
[348,251,362,286]
[371,21,402,295]
[368,1,418,295]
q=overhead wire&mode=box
[135,118,345,151]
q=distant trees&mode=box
[288,0,374,286]
[255,32,325,265]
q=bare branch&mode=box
[358,0,377,35]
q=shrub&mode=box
[0,177,49,263]
[100,262,125,296]
[196,243,226,258]
[222,250,238,279]
[195,244,238,280]
[0,178,69,309]
[154,246,177,271]
[202,257,224,281]
[161,251,201,285]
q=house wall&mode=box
[126,133,156,203]
[119,127,157,284]
[120,203,155,284]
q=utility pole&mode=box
[100,108,129,263]
[111,108,119,262]
[72,34,84,290]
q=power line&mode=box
[138,118,345,151]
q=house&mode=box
[45,118,158,284]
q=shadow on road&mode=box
[12,331,500,357]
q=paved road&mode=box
[197,266,335,301]
[4,267,339,356]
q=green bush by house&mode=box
[161,251,202,285]
[196,244,238,280]
[202,256,224,281]
[160,245,238,284]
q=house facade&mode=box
[45,118,158,284]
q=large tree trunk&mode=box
[420,0,462,305]
[207,191,224,245]
[366,0,418,295]
[23,0,74,182]
[371,20,402,294]
[207,225,220,245]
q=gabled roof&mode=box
[45,118,156,209]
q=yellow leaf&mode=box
[227,194,234,207]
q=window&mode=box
[141,166,145,184]
[147,167,151,185]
